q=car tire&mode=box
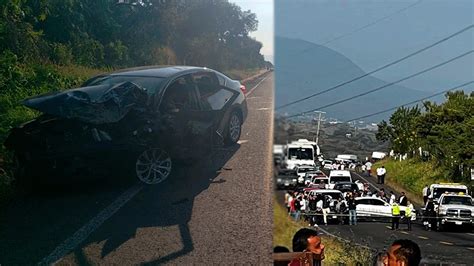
[135,148,172,185]
[224,111,242,145]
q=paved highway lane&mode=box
[0,73,274,265]
[319,171,474,264]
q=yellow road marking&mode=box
[439,241,454,246]
[417,236,429,240]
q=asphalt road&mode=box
[0,72,274,265]
[276,169,474,264]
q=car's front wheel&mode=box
[224,111,242,145]
[135,148,172,184]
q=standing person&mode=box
[422,185,429,205]
[308,195,318,227]
[391,202,401,230]
[285,191,291,213]
[289,194,296,217]
[347,194,357,225]
[336,197,347,225]
[365,161,372,177]
[294,195,302,221]
[322,195,331,225]
[424,197,436,231]
[376,166,383,184]
[380,166,386,184]
[399,192,408,206]
[389,191,396,204]
[405,201,414,231]
[361,164,367,176]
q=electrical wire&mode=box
[285,50,473,118]
[276,24,474,110]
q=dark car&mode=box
[333,182,359,193]
[4,66,248,187]
[275,169,298,190]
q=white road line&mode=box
[237,140,249,144]
[247,75,269,96]
[439,241,454,246]
[467,247,474,251]
[417,236,429,240]
[39,184,143,265]
[400,231,409,235]
[467,233,474,236]
[257,107,271,111]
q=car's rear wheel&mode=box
[135,148,172,184]
[224,111,242,145]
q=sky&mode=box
[231,0,274,63]
[275,0,473,93]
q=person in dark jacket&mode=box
[347,194,357,225]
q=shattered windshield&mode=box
[85,75,165,95]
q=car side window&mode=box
[160,75,199,113]
[369,199,385,206]
[357,199,371,205]
[193,72,233,111]
[215,72,227,86]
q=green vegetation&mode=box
[274,198,374,265]
[372,159,446,206]
[0,0,268,206]
[376,91,473,183]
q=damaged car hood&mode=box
[23,82,148,124]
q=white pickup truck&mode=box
[435,194,474,230]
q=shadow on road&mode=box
[0,144,240,265]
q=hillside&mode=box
[274,118,389,161]
[275,37,437,122]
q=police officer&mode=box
[391,202,401,230]
[405,201,414,231]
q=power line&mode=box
[286,50,473,118]
[343,80,474,123]
[320,0,423,46]
[276,24,474,110]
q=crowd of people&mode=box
[283,186,415,230]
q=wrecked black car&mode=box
[4,66,248,187]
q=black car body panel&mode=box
[4,66,248,180]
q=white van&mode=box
[283,142,315,170]
[328,170,352,189]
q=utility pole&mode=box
[313,111,326,145]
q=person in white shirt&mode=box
[389,191,396,204]
[376,167,383,184]
[422,184,429,205]
[365,161,372,176]
[380,166,386,184]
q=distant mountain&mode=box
[275,36,436,122]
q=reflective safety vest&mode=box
[392,204,400,216]
[405,207,412,217]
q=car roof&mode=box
[105,65,208,78]
[355,196,387,201]
[310,189,342,193]
[329,170,351,176]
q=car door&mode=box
[355,199,372,217]
[193,71,238,144]
[158,74,211,157]
[370,198,391,217]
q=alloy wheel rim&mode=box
[229,114,241,142]
[135,148,172,184]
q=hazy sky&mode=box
[232,0,274,62]
[276,0,473,93]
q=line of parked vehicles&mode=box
[274,141,473,230]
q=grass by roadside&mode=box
[274,197,374,265]
[372,158,452,206]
